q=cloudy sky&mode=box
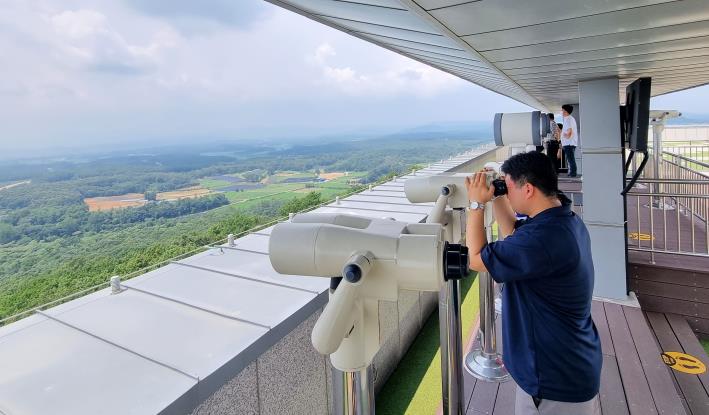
[1,0,707,157]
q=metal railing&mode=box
[626,145,709,260]
[624,143,709,260]
[663,145,709,172]
[663,150,709,177]
[626,181,709,260]
[661,152,709,223]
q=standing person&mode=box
[545,113,561,170]
[561,104,578,177]
[464,151,601,415]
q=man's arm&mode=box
[466,208,488,273]
[492,197,516,238]
[465,171,493,273]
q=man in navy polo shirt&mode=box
[465,151,601,415]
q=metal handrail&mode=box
[627,192,709,199]
[626,182,709,261]
[664,150,709,170]
[634,178,709,184]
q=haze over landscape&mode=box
[3,0,707,160]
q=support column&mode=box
[578,78,628,300]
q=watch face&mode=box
[470,201,481,210]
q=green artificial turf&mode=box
[376,273,480,414]
[700,339,709,356]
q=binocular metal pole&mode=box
[333,366,375,415]
[438,207,465,414]
[440,280,464,414]
[464,203,510,382]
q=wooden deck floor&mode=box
[462,300,699,415]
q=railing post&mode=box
[110,276,121,294]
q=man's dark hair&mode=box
[501,151,558,197]
[547,113,555,120]
[561,104,574,114]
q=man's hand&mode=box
[466,170,494,204]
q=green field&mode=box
[376,274,480,415]
[198,178,234,189]
[198,170,367,209]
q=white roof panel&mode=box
[44,290,267,379]
[225,233,271,253]
[0,319,196,415]
[429,0,674,36]
[180,249,329,293]
[312,206,426,223]
[268,0,709,109]
[124,263,316,328]
[332,200,432,214]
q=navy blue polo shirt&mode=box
[480,196,602,402]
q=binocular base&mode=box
[333,366,374,415]
[464,349,511,382]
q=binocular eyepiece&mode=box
[492,178,507,197]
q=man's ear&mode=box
[524,183,534,200]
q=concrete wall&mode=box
[192,289,438,414]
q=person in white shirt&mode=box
[561,104,579,177]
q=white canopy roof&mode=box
[267,0,709,110]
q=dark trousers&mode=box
[563,145,577,176]
[547,141,560,170]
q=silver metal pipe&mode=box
[479,271,497,357]
[439,279,464,415]
[437,207,465,415]
[425,195,465,415]
[637,196,641,249]
[333,366,374,415]
[692,199,696,253]
[464,202,509,383]
[663,196,668,252]
[650,194,655,264]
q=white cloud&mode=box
[50,9,106,38]
[0,0,536,157]
[308,43,463,97]
[310,43,336,64]
[47,9,178,75]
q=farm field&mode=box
[198,170,367,208]
[319,172,347,180]
[84,193,148,211]
[156,186,212,201]
[85,186,214,211]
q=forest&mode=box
[0,135,489,321]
